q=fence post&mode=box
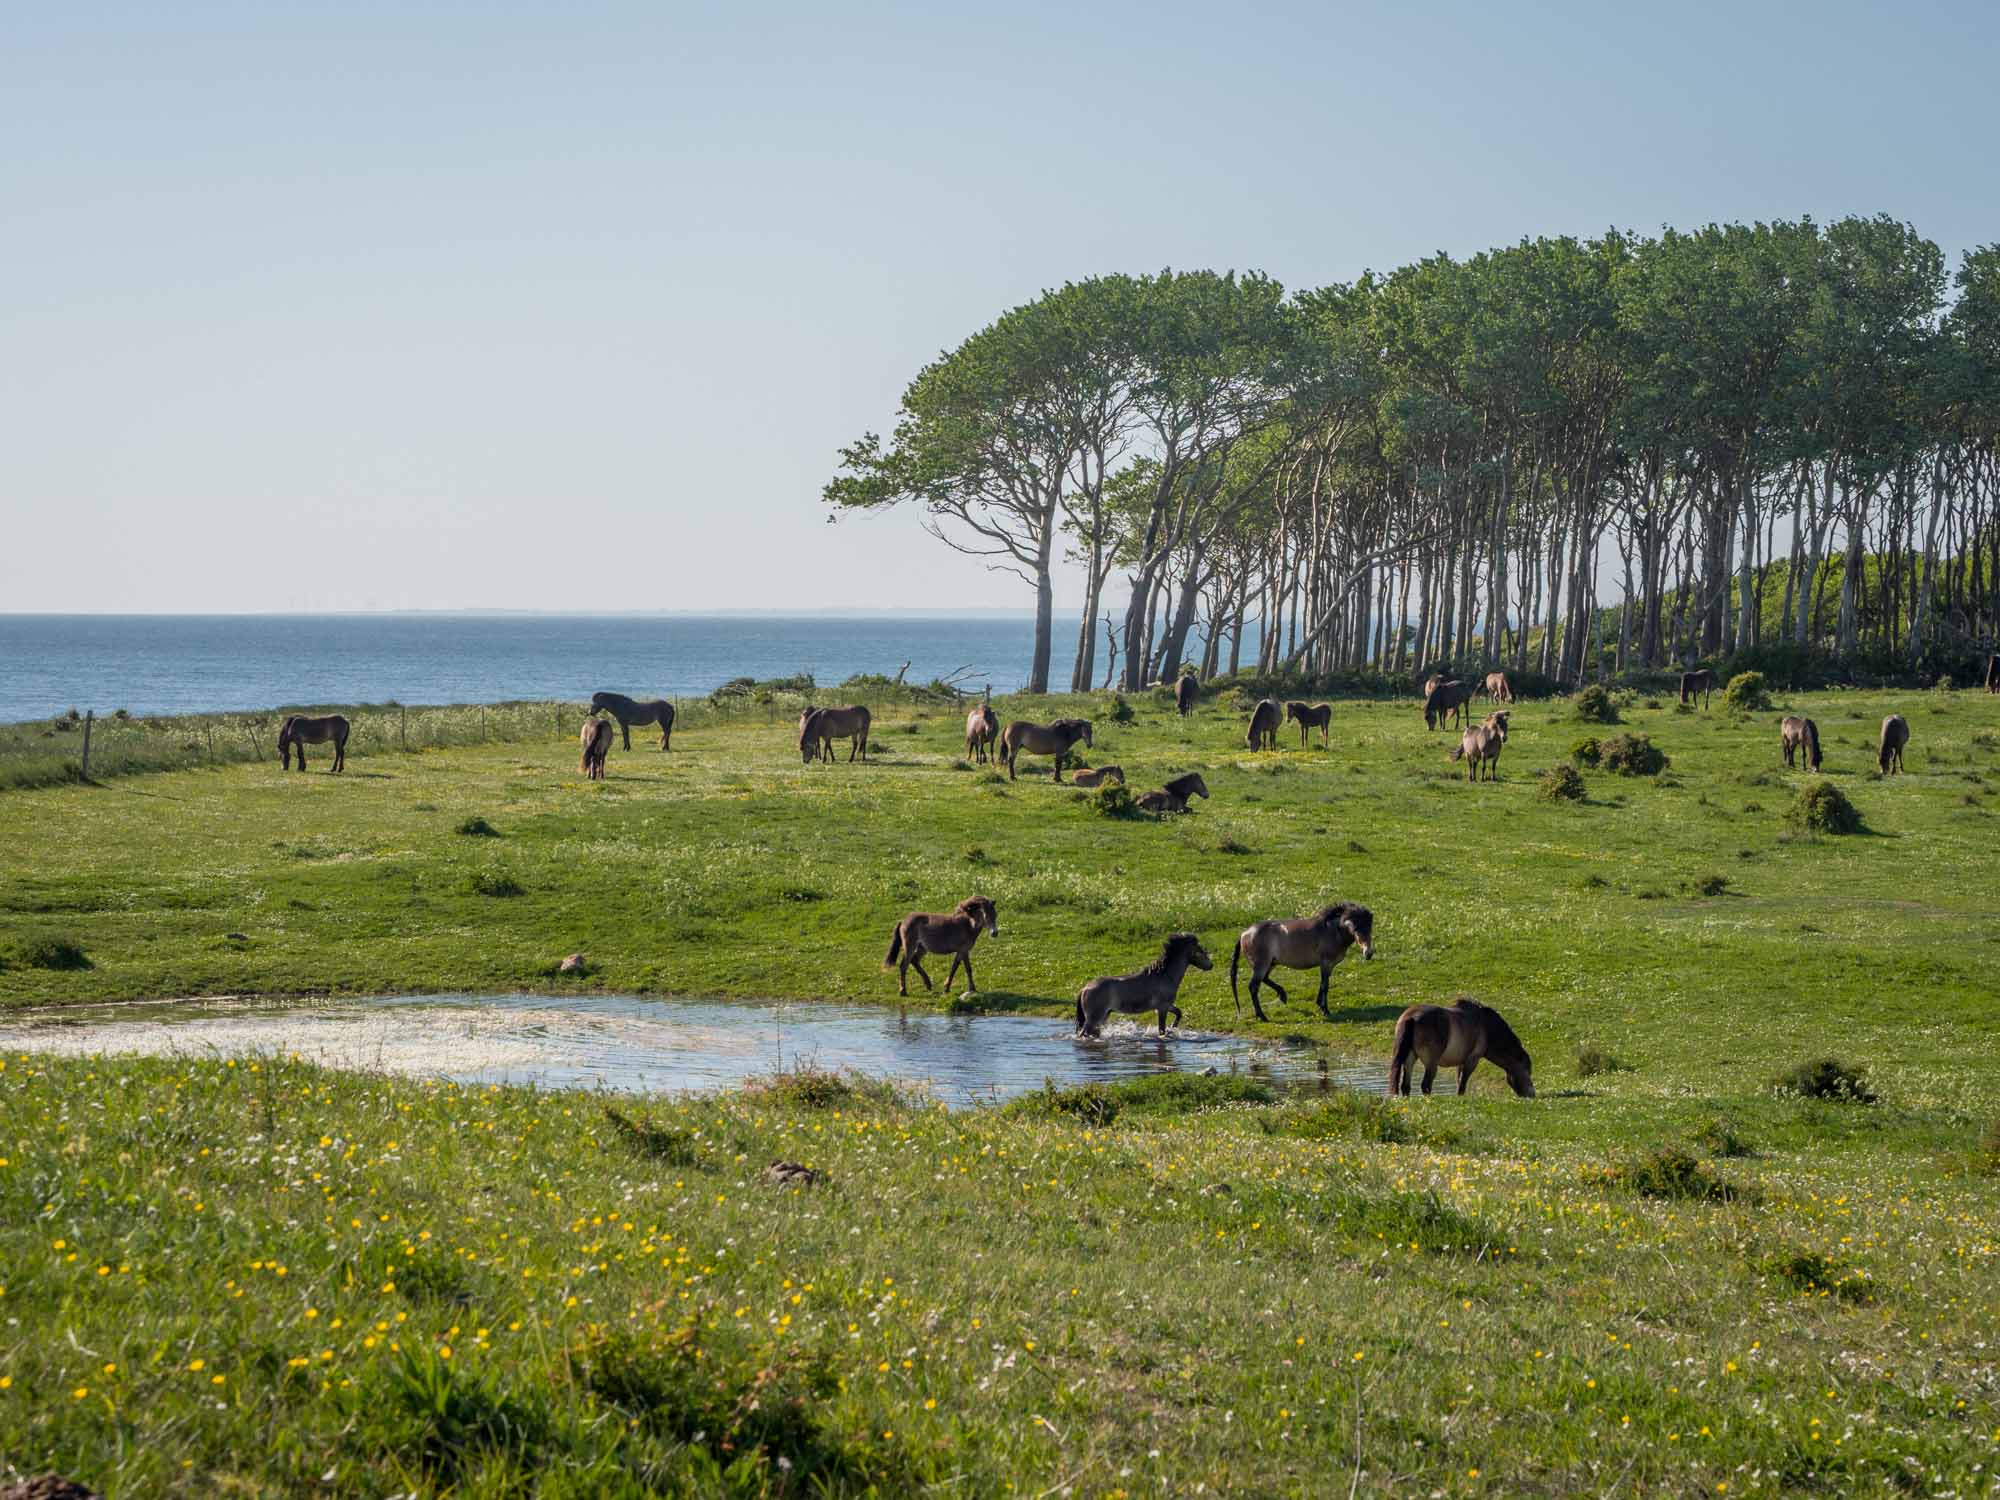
[399,705,407,752]
[80,710,94,781]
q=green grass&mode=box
[3,685,2000,1492]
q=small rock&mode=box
[224,932,249,942]
[763,1161,823,1189]
[558,953,587,974]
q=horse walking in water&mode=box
[1246,699,1282,750]
[579,717,613,779]
[1424,680,1478,731]
[800,705,872,764]
[1452,711,1509,782]
[1000,718,1092,782]
[278,714,349,773]
[1388,999,1535,1097]
[1176,674,1199,717]
[964,704,999,764]
[1780,715,1821,772]
[1680,669,1715,709]
[1230,903,1375,1022]
[884,896,999,997]
[1287,701,1333,748]
[590,692,674,751]
[1878,714,1909,775]
[1075,933,1213,1037]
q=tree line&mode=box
[825,218,2000,693]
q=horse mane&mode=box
[1456,998,1526,1058]
[1144,933,1201,974]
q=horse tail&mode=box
[884,923,903,967]
[1388,1013,1415,1095]
[1229,939,1242,1015]
[1450,741,1465,761]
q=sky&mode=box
[3,0,1996,615]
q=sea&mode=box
[0,613,1155,723]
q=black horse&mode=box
[591,692,675,751]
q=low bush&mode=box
[1275,1091,1414,1145]
[1600,733,1667,775]
[1594,1144,1743,1201]
[1572,684,1620,724]
[745,1066,903,1110]
[1759,1249,1874,1302]
[5,935,93,970]
[1575,1041,1634,1077]
[464,871,524,898]
[1723,671,1772,712]
[1693,1116,1755,1158]
[1093,783,1139,819]
[1569,736,1603,767]
[1688,872,1730,897]
[1789,780,1862,834]
[1108,694,1136,723]
[1773,1057,1877,1104]
[1540,764,1586,801]
[454,816,500,838]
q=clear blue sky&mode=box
[4,0,1994,614]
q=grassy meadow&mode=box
[3,681,2000,1495]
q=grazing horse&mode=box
[1878,714,1909,775]
[1483,672,1513,704]
[884,896,999,997]
[1230,902,1375,1022]
[1780,715,1822,772]
[1451,711,1509,782]
[1000,718,1092,782]
[800,705,872,764]
[1072,765,1124,788]
[1424,680,1478,731]
[1246,698,1282,750]
[1176,674,1199,717]
[590,692,674,751]
[1680,669,1715,709]
[278,713,349,773]
[1422,674,1445,701]
[1075,933,1213,1037]
[1388,998,1535,1098]
[964,704,999,764]
[579,716,613,779]
[1286,701,1333,748]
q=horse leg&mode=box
[1263,974,1289,1010]
[1456,1059,1479,1095]
[619,720,631,751]
[1164,1003,1180,1033]
[1247,970,1270,1023]
[1419,1061,1437,1095]
[909,955,935,991]
[959,951,976,992]
[1314,963,1332,1019]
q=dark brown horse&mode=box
[1286,701,1333,748]
[1163,772,1210,802]
[800,705,872,764]
[1176,674,1199,717]
[1878,714,1909,775]
[579,716,612,779]
[278,714,349,773]
[1483,672,1512,704]
[590,692,674,751]
[1451,711,1508,782]
[1680,669,1715,708]
[1246,698,1282,750]
[1230,902,1374,1021]
[1388,999,1534,1097]
[1780,715,1821,772]
[1424,680,1478,731]
[884,896,999,997]
[1000,718,1092,782]
[964,704,999,764]
[1071,765,1124,788]
[1135,787,1190,815]
[1075,933,1213,1037]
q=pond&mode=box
[0,992,1384,1107]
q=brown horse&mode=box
[590,692,674,751]
[1176,674,1199,716]
[1388,999,1535,1097]
[1286,701,1333,748]
[1680,669,1715,708]
[1071,765,1125,788]
[800,705,872,764]
[278,713,349,773]
[1451,710,1509,782]
[1164,771,1210,802]
[1230,902,1374,1021]
[1483,672,1513,704]
[579,716,612,779]
[1424,680,1477,731]
[1075,933,1213,1037]
[1135,787,1190,816]
[1000,718,1092,782]
[1246,698,1281,750]
[1780,715,1821,772]
[1878,714,1909,774]
[964,704,999,764]
[884,896,999,997]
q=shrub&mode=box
[1108,694,1136,724]
[1693,1116,1755,1158]
[1569,736,1603,767]
[1598,733,1666,776]
[1572,684,1619,724]
[464,871,524,898]
[1723,671,1772,712]
[1575,1041,1633,1077]
[1788,780,1862,835]
[1595,1144,1742,1201]
[602,1107,707,1168]
[961,845,990,864]
[1759,1250,1873,1302]
[454,816,500,838]
[1688,872,1730,897]
[1774,1057,1877,1104]
[1093,783,1138,819]
[1539,764,1586,802]
[745,1066,902,1110]
[6,935,92,971]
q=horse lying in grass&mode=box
[1424,680,1478,731]
[1286,701,1332,748]
[580,717,612,779]
[1230,902,1375,1021]
[1075,933,1212,1037]
[1879,713,1909,774]
[278,713,349,773]
[1071,765,1124,788]
[1136,787,1189,815]
[1388,998,1535,1097]
[1246,698,1282,750]
[800,705,871,764]
[1780,715,1821,772]
[964,704,999,764]
[884,896,999,997]
[1451,710,1508,781]
[1000,718,1092,782]
[590,692,674,751]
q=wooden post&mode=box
[399,704,407,751]
[80,710,93,781]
